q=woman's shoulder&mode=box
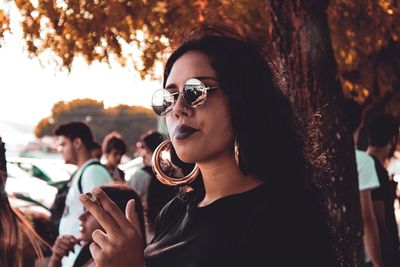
[152,189,198,233]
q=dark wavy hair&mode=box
[163,26,308,191]
[102,133,127,155]
[54,121,96,150]
[367,112,399,147]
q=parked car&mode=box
[6,163,59,250]
[7,156,76,189]
[5,162,58,210]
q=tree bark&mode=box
[265,1,363,266]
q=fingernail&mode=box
[129,199,136,209]
[86,192,96,201]
[80,194,88,202]
[92,187,101,194]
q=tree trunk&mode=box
[264,1,363,266]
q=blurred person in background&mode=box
[367,113,400,267]
[90,141,102,160]
[102,132,127,183]
[128,130,177,242]
[344,100,383,267]
[0,136,46,267]
[54,121,112,266]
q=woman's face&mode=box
[165,51,235,164]
[79,210,102,242]
[137,145,152,166]
[105,149,123,168]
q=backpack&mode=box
[48,161,105,241]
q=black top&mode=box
[73,244,92,267]
[145,183,335,267]
[370,156,400,260]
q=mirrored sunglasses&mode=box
[151,78,218,117]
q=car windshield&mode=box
[6,162,33,179]
[7,157,76,182]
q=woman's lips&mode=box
[174,124,198,140]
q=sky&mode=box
[0,3,161,127]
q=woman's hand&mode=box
[80,187,145,267]
[49,235,80,267]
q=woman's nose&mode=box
[172,93,193,118]
[79,212,86,221]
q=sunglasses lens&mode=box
[183,78,207,108]
[152,89,174,116]
[152,79,211,116]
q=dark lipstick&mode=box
[174,124,198,140]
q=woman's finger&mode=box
[68,235,80,244]
[53,242,73,258]
[126,199,143,241]
[80,192,120,236]
[91,229,108,249]
[53,246,66,257]
[92,187,133,230]
[54,241,69,252]
[55,236,75,251]
[89,242,103,263]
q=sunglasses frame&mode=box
[152,78,218,117]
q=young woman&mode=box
[81,26,335,266]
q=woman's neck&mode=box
[106,163,116,170]
[197,155,262,207]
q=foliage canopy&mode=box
[1,0,398,99]
[2,0,268,79]
[328,0,400,101]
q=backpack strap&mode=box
[78,161,107,194]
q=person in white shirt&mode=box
[344,99,383,267]
[129,130,177,242]
[102,132,127,183]
[55,121,112,266]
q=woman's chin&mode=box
[175,150,197,163]
[79,234,90,243]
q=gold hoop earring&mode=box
[152,140,199,186]
[234,137,247,174]
[234,137,240,168]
